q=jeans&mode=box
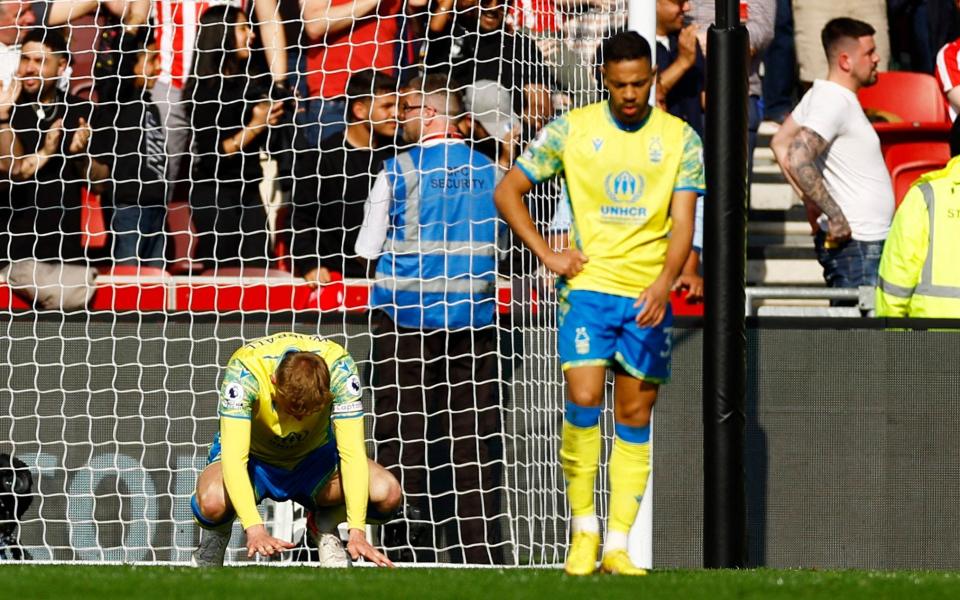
[294,97,347,150]
[112,204,166,268]
[761,0,796,124]
[814,231,884,288]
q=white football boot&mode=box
[191,526,231,567]
[307,509,352,568]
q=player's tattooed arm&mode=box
[786,127,851,243]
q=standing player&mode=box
[494,31,703,575]
[191,332,402,567]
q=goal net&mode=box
[0,0,641,565]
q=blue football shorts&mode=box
[204,431,339,511]
[557,288,674,383]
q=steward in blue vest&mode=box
[355,76,506,565]
[370,138,499,329]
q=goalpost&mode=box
[0,0,658,566]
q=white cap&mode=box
[463,79,520,143]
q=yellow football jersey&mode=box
[218,332,363,469]
[216,332,368,530]
[517,102,705,297]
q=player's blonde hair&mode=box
[274,352,334,418]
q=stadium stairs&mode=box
[748,128,823,287]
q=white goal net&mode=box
[0,0,640,565]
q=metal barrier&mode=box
[744,286,875,317]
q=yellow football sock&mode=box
[607,430,651,537]
[560,419,601,520]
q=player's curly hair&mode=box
[274,352,334,418]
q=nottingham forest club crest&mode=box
[649,137,663,164]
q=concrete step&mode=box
[748,237,816,253]
[747,258,823,285]
[751,146,781,175]
[749,181,797,211]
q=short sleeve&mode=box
[328,354,363,420]
[791,85,845,143]
[516,115,569,184]
[674,123,706,194]
[936,42,960,92]
[218,359,260,420]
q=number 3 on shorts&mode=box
[659,327,673,359]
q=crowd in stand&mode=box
[0,1,958,306]
[0,0,581,283]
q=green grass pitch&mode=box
[3,565,960,599]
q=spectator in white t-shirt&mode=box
[0,0,36,89]
[771,17,894,289]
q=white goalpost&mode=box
[0,0,659,567]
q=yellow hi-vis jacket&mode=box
[876,155,960,317]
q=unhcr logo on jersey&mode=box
[601,171,648,223]
[604,171,644,204]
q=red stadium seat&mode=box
[857,72,949,124]
[884,142,951,207]
[873,121,951,159]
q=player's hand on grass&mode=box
[347,528,394,568]
[542,248,588,278]
[244,524,296,559]
[635,278,671,328]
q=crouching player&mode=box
[191,332,402,567]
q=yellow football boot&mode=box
[564,531,601,576]
[600,550,648,576]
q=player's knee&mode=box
[195,488,228,523]
[616,402,652,427]
[382,478,403,512]
[370,469,402,510]
[567,388,603,410]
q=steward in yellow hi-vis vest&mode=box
[876,156,960,317]
[189,332,402,568]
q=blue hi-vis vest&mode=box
[372,141,498,329]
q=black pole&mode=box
[703,0,749,568]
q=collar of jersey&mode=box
[605,101,652,132]
[275,346,301,374]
